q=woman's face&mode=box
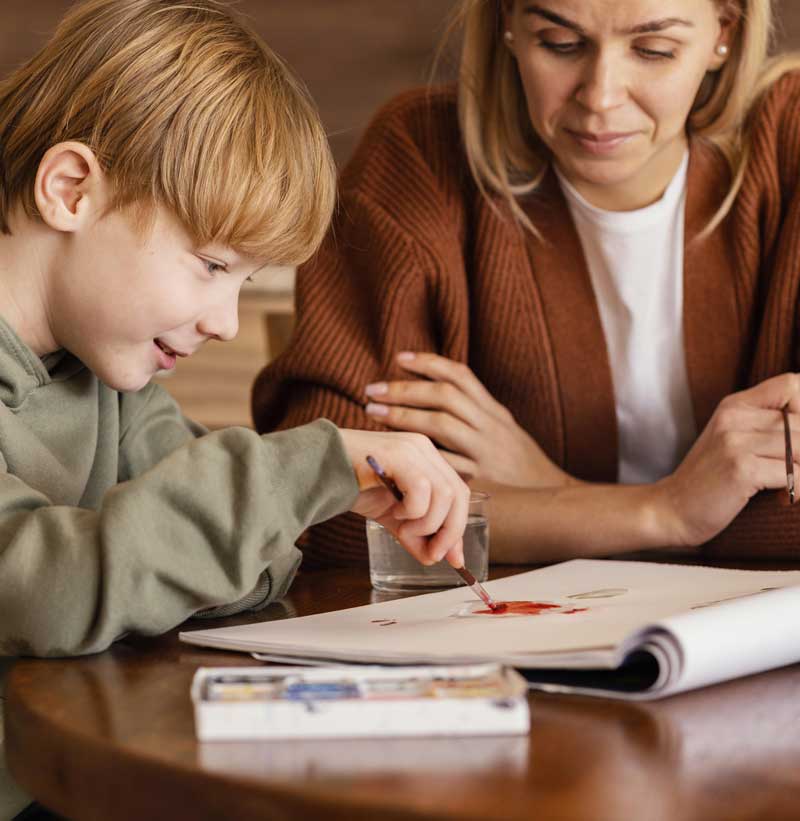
[505,0,732,210]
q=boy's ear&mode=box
[34,142,108,232]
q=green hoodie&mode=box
[0,317,359,812]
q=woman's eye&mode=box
[635,39,677,60]
[636,47,676,60]
[539,39,583,55]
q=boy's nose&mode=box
[198,294,240,342]
[574,53,627,113]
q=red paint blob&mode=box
[476,601,560,615]
[475,601,588,616]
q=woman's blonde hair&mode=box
[454,0,800,236]
[0,0,335,266]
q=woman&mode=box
[253,0,800,567]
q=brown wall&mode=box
[3,1,799,168]
[1,1,799,167]
[0,0,457,167]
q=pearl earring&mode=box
[504,30,514,46]
[716,44,729,57]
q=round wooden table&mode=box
[6,564,800,821]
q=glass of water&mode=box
[366,491,489,593]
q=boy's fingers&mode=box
[398,480,454,541]
[394,473,432,521]
[428,484,469,564]
[444,539,466,569]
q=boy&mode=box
[0,0,469,814]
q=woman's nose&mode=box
[574,51,628,113]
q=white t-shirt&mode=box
[556,155,696,484]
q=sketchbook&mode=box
[180,559,800,700]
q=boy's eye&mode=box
[200,257,226,275]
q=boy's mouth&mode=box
[154,339,186,370]
[154,339,188,358]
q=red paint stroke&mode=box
[475,601,587,616]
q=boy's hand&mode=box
[338,429,469,567]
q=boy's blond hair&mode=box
[0,0,335,266]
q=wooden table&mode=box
[6,563,800,821]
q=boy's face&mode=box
[51,205,259,392]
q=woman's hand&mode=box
[338,427,470,567]
[364,352,569,488]
[656,373,800,547]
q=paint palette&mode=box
[192,663,530,740]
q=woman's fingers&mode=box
[392,352,509,423]
[733,431,800,465]
[365,403,479,460]
[365,378,483,429]
[728,372,800,413]
[438,450,478,481]
[747,455,798,493]
[710,406,800,436]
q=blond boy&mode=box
[0,1,468,815]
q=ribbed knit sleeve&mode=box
[252,89,471,567]
[701,71,800,560]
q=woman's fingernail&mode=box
[365,382,388,397]
[397,352,415,363]
[366,403,389,417]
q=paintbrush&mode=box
[366,455,500,611]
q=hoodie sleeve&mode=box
[0,383,359,657]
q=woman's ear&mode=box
[708,2,739,71]
[34,142,107,232]
[501,0,516,54]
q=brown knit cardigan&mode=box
[253,77,800,568]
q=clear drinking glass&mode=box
[366,491,489,593]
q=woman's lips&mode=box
[567,129,637,155]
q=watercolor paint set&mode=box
[191,663,529,740]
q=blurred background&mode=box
[1,1,798,427]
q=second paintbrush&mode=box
[365,455,499,610]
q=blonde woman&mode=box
[254,0,800,566]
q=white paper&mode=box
[180,559,800,699]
